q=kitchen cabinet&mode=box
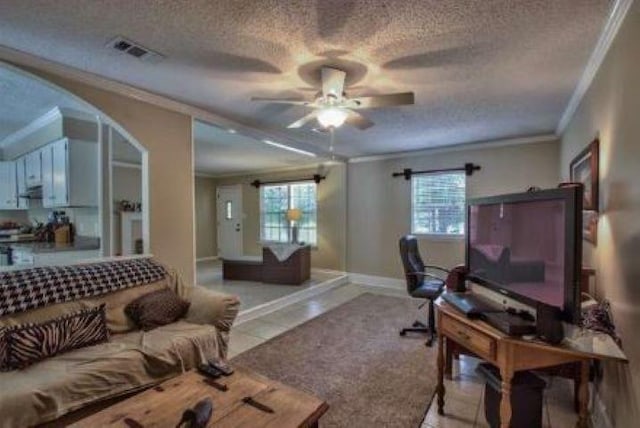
[15,157,29,209]
[41,138,98,208]
[0,161,18,210]
[25,150,42,188]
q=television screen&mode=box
[466,188,582,321]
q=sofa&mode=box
[0,257,240,428]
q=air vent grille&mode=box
[107,36,164,63]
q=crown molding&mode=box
[556,0,634,134]
[348,134,558,164]
[0,45,339,161]
[0,106,62,148]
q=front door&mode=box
[216,185,243,259]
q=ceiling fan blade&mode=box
[251,96,310,106]
[345,110,374,130]
[287,110,320,129]
[349,92,415,109]
[321,67,346,98]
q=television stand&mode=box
[435,298,627,428]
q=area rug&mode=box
[231,292,437,427]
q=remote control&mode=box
[198,363,223,379]
[209,358,234,376]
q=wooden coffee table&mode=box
[70,368,328,427]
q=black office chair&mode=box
[398,235,448,347]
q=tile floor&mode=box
[196,259,344,310]
[228,282,580,428]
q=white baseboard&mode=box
[348,272,405,290]
[196,256,219,263]
[234,273,349,325]
[591,386,612,428]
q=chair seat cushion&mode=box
[411,279,444,299]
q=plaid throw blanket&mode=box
[0,258,168,318]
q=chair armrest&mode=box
[405,271,446,284]
[184,286,241,332]
[423,265,451,274]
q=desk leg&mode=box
[576,360,590,428]
[499,367,513,428]
[445,338,453,380]
[437,335,446,415]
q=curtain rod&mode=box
[250,174,326,188]
[391,163,481,180]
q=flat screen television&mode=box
[466,187,582,323]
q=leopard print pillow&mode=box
[0,329,7,372]
[4,304,109,370]
[125,288,190,331]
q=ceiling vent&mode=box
[106,36,164,63]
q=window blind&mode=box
[411,172,466,236]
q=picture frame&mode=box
[570,138,599,244]
[570,138,599,211]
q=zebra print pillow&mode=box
[0,329,7,371]
[4,304,108,370]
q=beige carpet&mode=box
[231,293,437,427]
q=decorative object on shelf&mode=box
[570,138,600,244]
[286,208,302,244]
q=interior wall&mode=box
[214,163,347,271]
[194,176,217,259]
[6,63,196,285]
[347,141,560,278]
[559,4,640,425]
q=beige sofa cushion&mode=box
[85,280,168,333]
[0,320,222,428]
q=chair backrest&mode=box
[399,235,425,293]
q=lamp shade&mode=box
[286,208,302,222]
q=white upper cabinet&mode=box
[0,162,18,210]
[15,157,29,209]
[25,150,42,188]
[41,138,98,208]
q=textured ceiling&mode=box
[0,65,86,143]
[0,0,612,157]
[194,120,318,175]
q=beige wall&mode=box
[559,5,640,425]
[10,64,196,285]
[214,163,347,270]
[347,141,560,278]
[194,176,217,259]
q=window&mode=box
[260,182,317,245]
[411,172,466,236]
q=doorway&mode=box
[216,184,243,259]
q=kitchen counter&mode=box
[9,237,101,254]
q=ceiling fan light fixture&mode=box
[317,107,348,129]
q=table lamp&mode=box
[286,208,302,244]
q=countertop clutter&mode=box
[9,236,100,254]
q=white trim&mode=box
[196,256,219,263]
[0,106,62,148]
[198,161,340,180]
[234,271,349,325]
[0,46,339,161]
[112,160,142,170]
[348,134,558,164]
[348,273,405,290]
[557,0,634,134]
[591,386,613,428]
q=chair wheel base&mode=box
[399,330,407,336]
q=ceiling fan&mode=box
[251,66,415,131]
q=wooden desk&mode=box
[435,299,627,428]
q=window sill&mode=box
[411,233,465,242]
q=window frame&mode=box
[410,170,467,240]
[259,180,318,246]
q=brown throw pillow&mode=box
[4,305,109,370]
[125,288,190,331]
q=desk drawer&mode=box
[441,315,496,360]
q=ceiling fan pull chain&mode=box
[329,127,335,159]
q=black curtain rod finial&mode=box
[391,163,481,179]
[250,175,327,188]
